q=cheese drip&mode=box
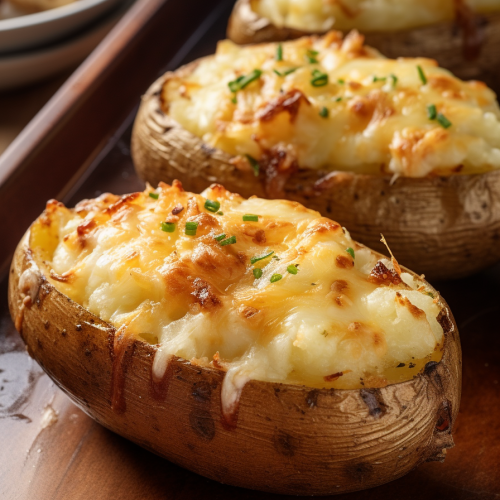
[34,183,444,419]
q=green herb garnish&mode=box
[390,74,398,88]
[319,106,329,118]
[204,199,220,213]
[417,65,427,85]
[216,211,224,215]
[306,49,319,64]
[346,247,355,259]
[250,251,274,264]
[287,264,298,275]
[335,96,342,102]
[437,113,452,129]
[214,233,226,242]
[276,43,283,61]
[245,154,260,176]
[161,222,175,232]
[253,268,263,279]
[337,79,345,85]
[243,214,259,222]
[372,76,387,83]
[149,192,159,200]
[185,221,199,236]
[427,104,437,120]
[220,235,237,247]
[273,67,298,77]
[228,69,262,93]
[311,70,328,87]
[270,273,283,283]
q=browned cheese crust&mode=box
[131,71,500,281]
[227,0,500,92]
[9,227,462,495]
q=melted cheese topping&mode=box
[32,183,444,417]
[252,0,500,33]
[163,33,500,178]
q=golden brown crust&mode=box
[227,0,500,93]
[131,71,500,280]
[9,227,461,495]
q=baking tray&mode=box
[0,0,499,498]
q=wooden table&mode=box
[0,0,499,497]
[0,72,72,156]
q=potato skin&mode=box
[131,72,500,280]
[227,0,500,93]
[9,228,461,495]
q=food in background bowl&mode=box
[9,181,461,495]
[132,32,500,280]
[0,0,76,18]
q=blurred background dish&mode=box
[0,0,129,90]
[0,0,122,54]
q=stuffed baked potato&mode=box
[131,32,500,280]
[9,181,461,495]
[227,0,500,91]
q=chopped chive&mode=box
[273,255,281,261]
[251,251,274,264]
[417,65,427,85]
[149,192,159,200]
[270,273,283,283]
[287,264,298,275]
[372,76,387,83]
[426,291,435,298]
[335,96,342,102]
[253,268,263,279]
[245,154,260,176]
[319,106,329,118]
[311,71,328,87]
[204,199,220,213]
[390,74,398,88]
[216,211,224,215]
[437,113,452,129]
[337,79,345,84]
[228,69,262,93]
[273,67,298,77]
[228,75,245,93]
[161,222,175,232]
[427,104,437,120]
[220,235,237,247]
[276,43,283,61]
[346,247,355,259]
[231,95,237,104]
[306,51,318,64]
[185,221,199,236]
[243,214,259,222]
[214,233,226,242]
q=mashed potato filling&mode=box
[163,33,500,178]
[253,0,500,33]
[36,183,444,417]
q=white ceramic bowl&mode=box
[0,0,123,54]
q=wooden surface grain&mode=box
[1,235,499,499]
[0,0,499,497]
